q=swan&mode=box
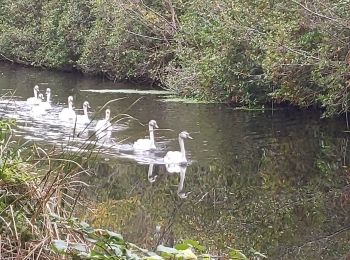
[133,120,159,151]
[37,88,52,110]
[164,164,190,198]
[163,131,193,165]
[147,164,157,183]
[59,96,76,122]
[26,85,41,105]
[30,94,45,116]
[75,101,91,125]
[176,166,190,199]
[95,108,112,139]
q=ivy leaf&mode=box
[52,240,68,253]
[183,239,206,251]
[229,249,248,260]
[71,242,87,253]
[175,243,191,250]
[156,245,179,255]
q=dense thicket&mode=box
[0,0,349,115]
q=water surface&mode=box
[0,63,349,259]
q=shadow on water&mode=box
[1,62,350,258]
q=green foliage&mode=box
[51,217,210,259]
[0,0,349,115]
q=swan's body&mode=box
[95,109,112,139]
[36,88,51,110]
[30,94,45,116]
[27,85,41,105]
[133,120,159,151]
[75,101,91,125]
[59,96,76,122]
[163,131,192,165]
[38,88,52,110]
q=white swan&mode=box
[147,164,157,183]
[133,120,159,151]
[59,96,76,122]
[163,131,193,165]
[95,108,112,139]
[26,85,41,105]
[37,88,52,110]
[75,101,91,125]
[30,94,45,116]
[176,166,189,199]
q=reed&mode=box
[0,119,91,259]
[0,100,213,259]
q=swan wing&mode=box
[76,115,90,125]
[27,97,41,105]
[163,151,183,164]
[39,102,52,110]
[95,120,112,134]
[59,108,76,121]
[165,163,182,173]
[133,138,153,150]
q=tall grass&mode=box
[0,114,212,259]
[0,119,92,259]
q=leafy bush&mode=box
[0,0,349,115]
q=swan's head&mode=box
[34,85,39,91]
[179,131,193,139]
[46,88,51,95]
[148,119,159,129]
[105,108,111,120]
[38,93,44,101]
[68,95,74,103]
[83,101,91,109]
[178,191,191,199]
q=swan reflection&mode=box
[147,163,190,199]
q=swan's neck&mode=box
[34,89,38,98]
[68,102,73,110]
[83,106,88,117]
[177,168,187,194]
[149,125,155,148]
[178,136,186,161]
[105,114,110,121]
[148,164,154,179]
[46,93,51,103]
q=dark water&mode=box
[0,63,350,259]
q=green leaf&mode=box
[176,248,198,259]
[71,242,87,253]
[183,240,206,251]
[250,248,267,258]
[175,243,191,250]
[229,249,248,260]
[146,255,164,260]
[106,230,124,241]
[156,245,179,255]
[52,239,68,253]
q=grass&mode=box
[159,96,220,104]
[80,89,173,95]
[0,117,217,259]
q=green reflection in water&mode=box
[0,62,349,258]
[81,134,350,259]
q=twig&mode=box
[290,0,350,29]
[10,205,18,241]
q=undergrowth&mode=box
[0,120,236,260]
